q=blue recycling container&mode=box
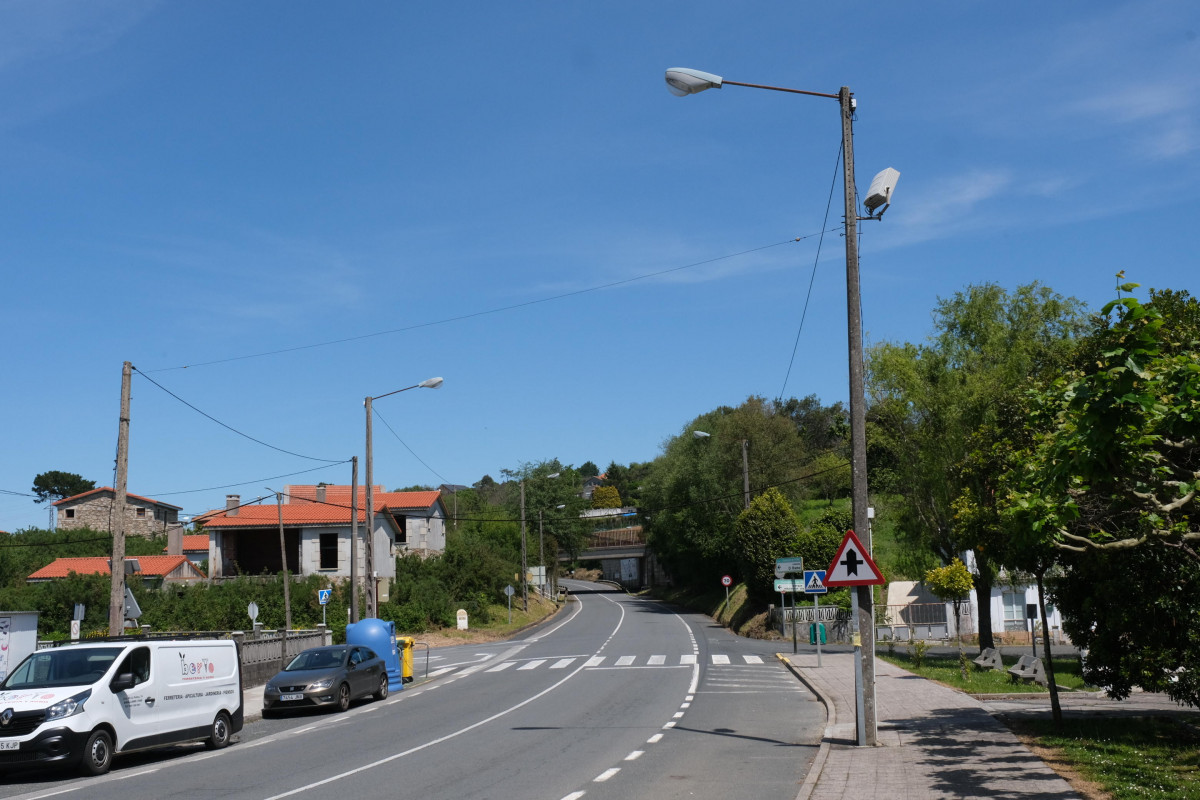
[809,622,827,645]
[346,617,404,692]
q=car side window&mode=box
[350,648,363,666]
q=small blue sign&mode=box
[318,589,332,605]
[803,570,828,595]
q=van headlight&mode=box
[308,677,335,691]
[46,689,91,722]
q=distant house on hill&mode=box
[194,487,447,602]
[28,555,206,585]
[53,487,181,537]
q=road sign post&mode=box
[803,570,828,667]
[824,531,885,747]
[775,557,803,653]
[721,574,732,606]
[318,588,331,627]
[505,584,515,624]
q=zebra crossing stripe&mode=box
[518,660,547,671]
[585,656,605,667]
[550,658,576,669]
[486,661,515,672]
[711,655,731,665]
[465,653,774,675]
[743,655,763,664]
[647,655,666,665]
[681,655,697,665]
[615,656,636,666]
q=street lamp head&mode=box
[863,168,900,218]
[547,472,560,479]
[418,377,444,389]
[665,67,723,97]
[692,430,711,439]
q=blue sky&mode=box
[2,1,1197,531]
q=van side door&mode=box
[110,646,154,750]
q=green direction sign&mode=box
[774,578,804,593]
[775,557,804,579]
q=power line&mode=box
[142,234,839,373]
[133,367,345,464]
[372,407,448,486]
[148,462,351,499]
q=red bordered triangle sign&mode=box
[824,529,885,586]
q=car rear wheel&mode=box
[336,682,351,712]
[80,729,113,776]
[374,673,389,701]
[206,711,232,750]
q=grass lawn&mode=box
[1008,716,1200,800]
[877,648,1089,693]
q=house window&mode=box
[394,516,407,544]
[135,507,146,518]
[1002,591,1028,632]
[65,509,75,519]
[319,534,339,570]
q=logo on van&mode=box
[178,653,216,680]
[1,708,12,727]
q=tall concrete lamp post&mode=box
[666,67,898,747]
[365,376,443,618]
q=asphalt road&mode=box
[2,581,824,800]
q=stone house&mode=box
[53,487,182,537]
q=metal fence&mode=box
[233,626,332,686]
[875,602,974,642]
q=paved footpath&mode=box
[781,650,1080,800]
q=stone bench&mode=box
[1008,654,1047,685]
[973,647,1003,671]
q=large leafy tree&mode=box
[31,471,95,504]
[868,282,1086,649]
[732,488,802,602]
[641,397,811,590]
[1002,284,1199,707]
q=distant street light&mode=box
[693,430,750,509]
[365,377,443,618]
[667,67,898,748]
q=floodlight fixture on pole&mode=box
[666,67,896,747]
[365,376,444,618]
[692,430,751,509]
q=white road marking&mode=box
[584,656,605,667]
[647,733,664,744]
[518,660,547,671]
[681,654,697,665]
[624,750,644,761]
[615,656,635,666]
[487,662,515,672]
[743,655,764,664]
[560,793,586,800]
[551,658,576,669]
[711,654,731,665]
[647,655,666,665]
[594,768,620,782]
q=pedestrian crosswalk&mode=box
[480,653,769,673]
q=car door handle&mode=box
[145,697,156,707]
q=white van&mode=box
[0,637,243,776]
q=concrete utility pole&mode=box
[350,456,359,623]
[365,396,375,619]
[275,491,293,670]
[741,439,751,510]
[841,85,878,747]
[520,481,528,612]
[108,361,131,637]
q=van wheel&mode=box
[206,711,232,750]
[336,682,351,712]
[80,729,113,776]
[374,674,389,701]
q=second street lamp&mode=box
[666,67,897,747]
[693,430,750,510]
[364,376,443,619]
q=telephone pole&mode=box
[108,361,131,637]
[350,456,359,623]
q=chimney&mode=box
[226,495,240,516]
[167,525,184,556]
[317,485,327,503]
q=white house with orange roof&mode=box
[195,487,446,601]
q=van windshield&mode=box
[1,648,124,690]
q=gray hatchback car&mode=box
[263,645,388,715]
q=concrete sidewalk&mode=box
[782,651,1080,800]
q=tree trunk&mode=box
[974,559,997,651]
[1036,570,1062,724]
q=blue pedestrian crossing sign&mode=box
[803,570,828,595]
[318,589,332,605]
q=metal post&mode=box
[538,509,545,596]
[741,439,751,509]
[791,580,798,654]
[841,85,877,747]
[815,595,822,668]
[109,361,131,637]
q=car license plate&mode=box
[280,693,304,702]
[0,742,19,751]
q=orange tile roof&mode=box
[196,504,367,528]
[28,555,200,580]
[52,487,182,511]
[162,535,210,553]
[284,485,442,510]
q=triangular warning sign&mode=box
[805,573,825,592]
[824,530,885,587]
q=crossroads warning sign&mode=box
[823,530,885,587]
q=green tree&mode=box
[806,452,849,506]
[31,471,95,504]
[579,461,600,479]
[732,488,802,602]
[869,282,1086,650]
[924,558,973,659]
[591,485,622,509]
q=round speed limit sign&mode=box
[721,575,732,587]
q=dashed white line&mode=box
[624,750,644,761]
[647,733,664,744]
[594,768,621,782]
